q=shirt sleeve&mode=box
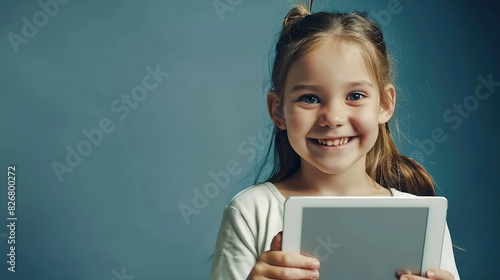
[440,224,460,280]
[210,205,258,280]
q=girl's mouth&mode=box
[315,137,353,147]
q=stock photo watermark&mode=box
[6,166,17,273]
[178,128,271,225]
[309,234,342,262]
[410,74,499,162]
[7,0,72,54]
[51,64,170,182]
[213,0,244,21]
[110,267,135,280]
[369,0,411,27]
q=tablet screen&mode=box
[300,207,428,279]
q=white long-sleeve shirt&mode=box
[210,182,460,280]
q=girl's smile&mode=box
[308,136,356,150]
[313,136,355,146]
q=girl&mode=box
[210,2,460,279]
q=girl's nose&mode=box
[317,101,347,128]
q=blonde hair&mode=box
[265,4,435,196]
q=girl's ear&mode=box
[267,91,287,130]
[378,84,396,124]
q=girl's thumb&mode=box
[270,231,283,251]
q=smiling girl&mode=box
[210,2,459,279]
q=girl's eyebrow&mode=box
[290,80,373,92]
[347,80,374,88]
[290,84,323,92]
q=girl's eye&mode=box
[347,92,364,101]
[300,95,320,104]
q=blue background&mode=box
[1,0,499,279]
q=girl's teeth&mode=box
[317,137,352,146]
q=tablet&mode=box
[282,196,447,279]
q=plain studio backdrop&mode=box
[0,0,499,279]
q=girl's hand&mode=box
[399,269,454,280]
[247,231,320,280]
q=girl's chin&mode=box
[302,160,355,175]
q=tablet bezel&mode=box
[282,196,447,275]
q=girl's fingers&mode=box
[400,269,454,280]
[425,269,454,279]
[261,251,320,270]
[396,270,417,278]
[253,261,319,280]
[400,275,427,280]
[252,233,320,280]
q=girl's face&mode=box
[270,39,394,176]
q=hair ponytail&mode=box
[283,4,311,30]
[267,130,300,183]
[367,124,436,196]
